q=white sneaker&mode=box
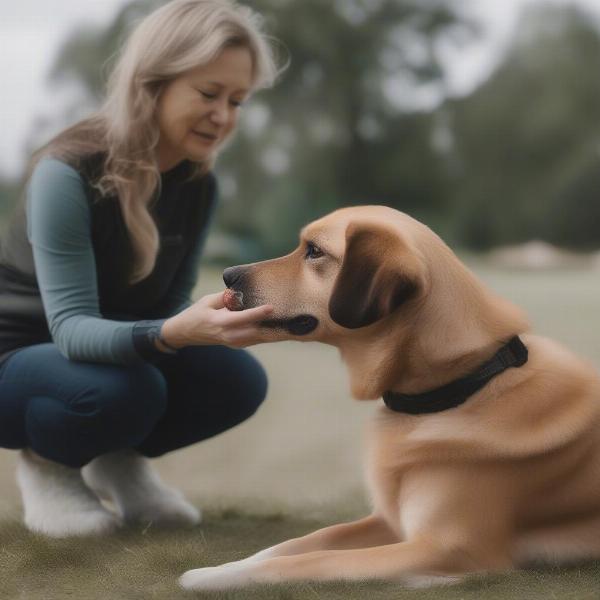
[16,449,121,537]
[82,449,201,528]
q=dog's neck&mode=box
[382,336,528,414]
[338,334,504,401]
[336,253,529,401]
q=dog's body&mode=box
[180,206,600,590]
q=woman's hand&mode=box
[160,292,274,349]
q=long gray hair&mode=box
[29,0,281,282]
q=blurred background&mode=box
[2,0,600,263]
[1,0,600,519]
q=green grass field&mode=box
[1,261,599,599]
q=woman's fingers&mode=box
[183,291,275,347]
[203,291,227,309]
[218,303,274,326]
[224,323,279,347]
[224,327,267,347]
[202,291,273,324]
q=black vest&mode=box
[0,153,216,364]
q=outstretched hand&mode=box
[161,291,275,349]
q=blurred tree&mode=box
[448,3,600,250]
[220,0,474,256]
[0,178,21,234]
[49,0,158,100]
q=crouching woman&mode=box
[0,0,281,536]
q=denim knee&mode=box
[25,363,168,467]
[93,363,168,429]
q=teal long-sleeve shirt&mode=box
[7,157,216,365]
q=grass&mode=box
[1,510,600,600]
[1,261,600,599]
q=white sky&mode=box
[0,0,125,178]
[1,0,600,178]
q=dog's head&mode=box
[224,205,528,399]
[222,206,429,343]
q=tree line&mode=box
[1,0,599,260]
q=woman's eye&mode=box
[305,243,324,259]
[199,90,217,100]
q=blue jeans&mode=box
[0,343,267,468]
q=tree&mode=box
[0,179,20,219]
[218,0,474,256]
[447,3,600,250]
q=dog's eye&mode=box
[305,243,324,260]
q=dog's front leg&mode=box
[179,468,515,591]
[178,515,398,591]
[179,535,505,591]
[179,513,397,590]
[241,513,398,563]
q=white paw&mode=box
[179,562,253,591]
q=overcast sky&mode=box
[1,0,600,178]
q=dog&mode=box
[180,205,600,590]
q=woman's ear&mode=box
[328,222,424,329]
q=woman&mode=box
[0,0,281,537]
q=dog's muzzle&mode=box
[261,315,319,336]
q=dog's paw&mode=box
[179,562,252,591]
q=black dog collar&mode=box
[382,336,528,415]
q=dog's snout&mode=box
[223,266,247,289]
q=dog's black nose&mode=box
[223,266,244,288]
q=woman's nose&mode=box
[209,101,228,124]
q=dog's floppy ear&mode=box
[328,222,423,329]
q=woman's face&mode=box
[155,46,253,171]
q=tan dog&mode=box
[180,206,600,591]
